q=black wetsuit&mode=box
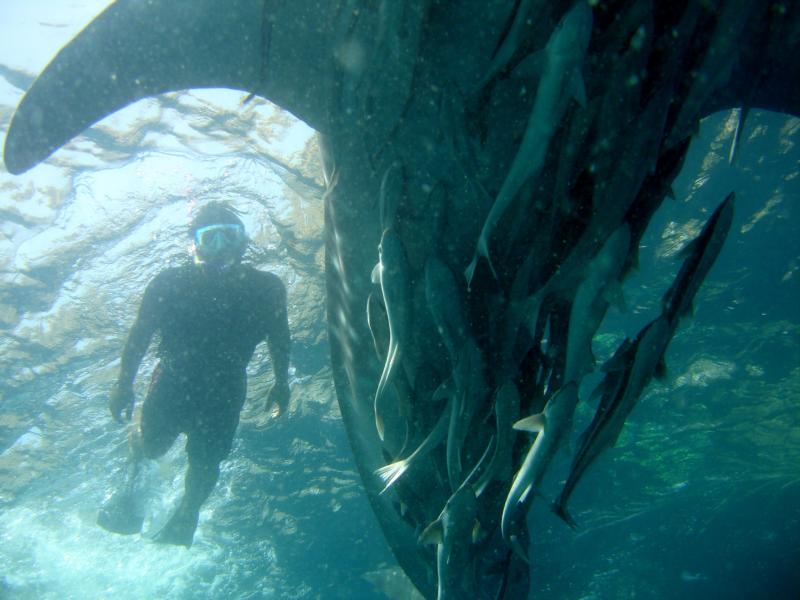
[118,262,289,526]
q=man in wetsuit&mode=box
[98,201,291,547]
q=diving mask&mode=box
[193,223,247,264]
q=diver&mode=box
[97,201,291,547]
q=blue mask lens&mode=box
[194,224,246,261]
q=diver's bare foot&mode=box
[151,509,198,548]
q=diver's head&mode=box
[189,201,248,269]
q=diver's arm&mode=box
[268,278,290,385]
[119,272,164,387]
[110,276,160,421]
[117,310,156,389]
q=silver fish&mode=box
[554,316,672,528]
[663,193,735,326]
[564,224,630,384]
[502,382,579,559]
[465,1,592,285]
[475,380,521,497]
[374,228,412,441]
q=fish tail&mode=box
[375,459,409,493]
[374,391,386,441]
[464,254,479,289]
[465,237,499,288]
[485,253,499,281]
[500,498,530,563]
[552,500,578,530]
[477,234,499,281]
[508,534,530,564]
[373,342,399,440]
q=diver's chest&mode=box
[164,286,262,337]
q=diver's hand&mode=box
[109,383,135,423]
[265,381,290,418]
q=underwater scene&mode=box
[1,2,798,599]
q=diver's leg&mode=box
[138,367,184,460]
[150,438,229,547]
[98,364,180,535]
[153,373,245,547]
[183,458,222,514]
[151,458,221,547]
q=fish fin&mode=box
[683,301,695,320]
[510,50,544,80]
[731,107,750,166]
[669,300,695,326]
[654,356,668,380]
[474,232,499,281]
[480,0,535,87]
[513,413,545,433]
[465,243,498,288]
[523,292,544,336]
[370,262,381,284]
[464,254,479,289]
[677,236,700,261]
[374,342,401,441]
[375,415,385,441]
[628,248,641,272]
[520,483,551,506]
[552,501,579,530]
[374,368,391,441]
[487,255,500,281]
[519,484,532,505]
[375,459,409,493]
[568,68,587,107]
[419,519,443,545]
[604,280,627,313]
[471,519,483,544]
[588,347,597,371]
[509,534,530,564]
[587,381,604,405]
[601,339,631,372]
[728,107,749,166]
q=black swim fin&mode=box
[150,505,198,548]
[97,490,144,535]
[97,459,145,535]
